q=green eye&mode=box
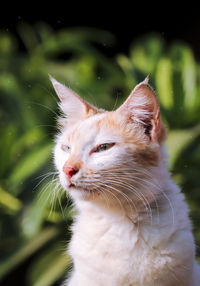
[61,144,70,152]
[95,143,115,153]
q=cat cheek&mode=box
[59,173,69,190]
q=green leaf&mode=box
[0,227,59,280]
[0,32,17,54]
[21,180,58,238]
[0,186,22,214]
[9,143,53,191]
[17,23,39,52]
[166,124,200,166]
[181,47,196,110]
[170,43,197,113]
[130,34,163,74]
[155,57,173,109]
[117,54,137,89]
[10,127,44,159]
[28,243,71,286]
[0,125,17,176]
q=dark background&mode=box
[0,8,199,59]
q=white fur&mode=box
[68,186,199,286]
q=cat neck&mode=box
[74,183,174,227]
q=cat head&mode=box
[51,76,166,210]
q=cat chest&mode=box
[68,218,147,283]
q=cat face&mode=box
[51,76,166,206]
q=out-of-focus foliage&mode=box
[0,23,200,285]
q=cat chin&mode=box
[61,182,93,200]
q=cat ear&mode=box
[49,75,99,125]
[117,77,165,143]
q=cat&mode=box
[50,75,200,286]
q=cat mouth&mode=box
[69,183,76,188]
[68,182,91,192]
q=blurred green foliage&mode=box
[0,23,200,285]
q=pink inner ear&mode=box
[117,81,165,143]
[133,85,161,142]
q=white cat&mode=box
[50,76,200,286]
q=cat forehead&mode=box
[62,113,107,142]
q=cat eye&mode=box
[61,144,70,152]
[93,143,115,153]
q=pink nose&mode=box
[63,165,78,178]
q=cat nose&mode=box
[63,165,79,178]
